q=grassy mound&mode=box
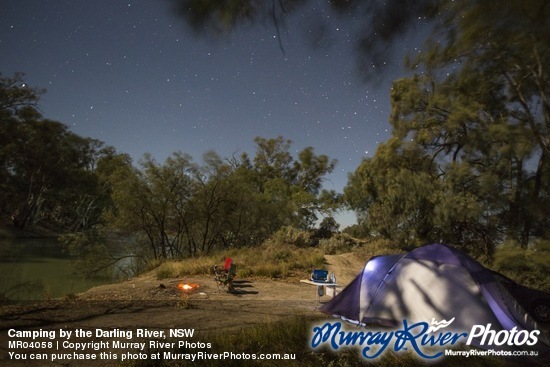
[155,242,326,280]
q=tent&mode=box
[320,244,549,351]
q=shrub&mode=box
[351,237,403,259]
[154,242,325,280]
[318,233,359,254]
[271,226,313,247]
[493,240,550,291]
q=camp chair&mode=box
[214,257,236,293]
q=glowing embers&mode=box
[177,283,200,293]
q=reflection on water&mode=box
[0,237,116,301]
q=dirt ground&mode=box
[0,253,365,366]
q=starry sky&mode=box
[1,0,424,227]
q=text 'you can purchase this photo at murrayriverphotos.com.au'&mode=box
[5,327,297,364]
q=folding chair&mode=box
[214,257,236,293]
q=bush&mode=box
[318,233,359,254]
[271,226,313,247]
[353,237,404,260]
[154,242,325,280]
[493,240,550,291]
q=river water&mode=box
[0,237,114,302]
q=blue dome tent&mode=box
[320,244,549,352]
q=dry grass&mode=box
[156,242,325,280]
[353,237,405,259]
[492,240,550,292]
[136,315,516,367]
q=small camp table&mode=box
[300,279,339,302]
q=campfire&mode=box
[177,283,200,293]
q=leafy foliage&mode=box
[0,73,116,231]
[345,0,550,256]
[318,233,359,255]
[100,136,337,258]
[170,0,440,78]
[493,240,550,291]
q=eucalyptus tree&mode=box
[0,74,111,230]
[346,0,549,255]
[105,152,197,259]
[402,0,549,249]
[345,139,438,247]
[250,136,338,231]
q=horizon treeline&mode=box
[0,73,340,258]
[1,1,549,261]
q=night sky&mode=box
[1,0,424,227]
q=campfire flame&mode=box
[177,283,199,291]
